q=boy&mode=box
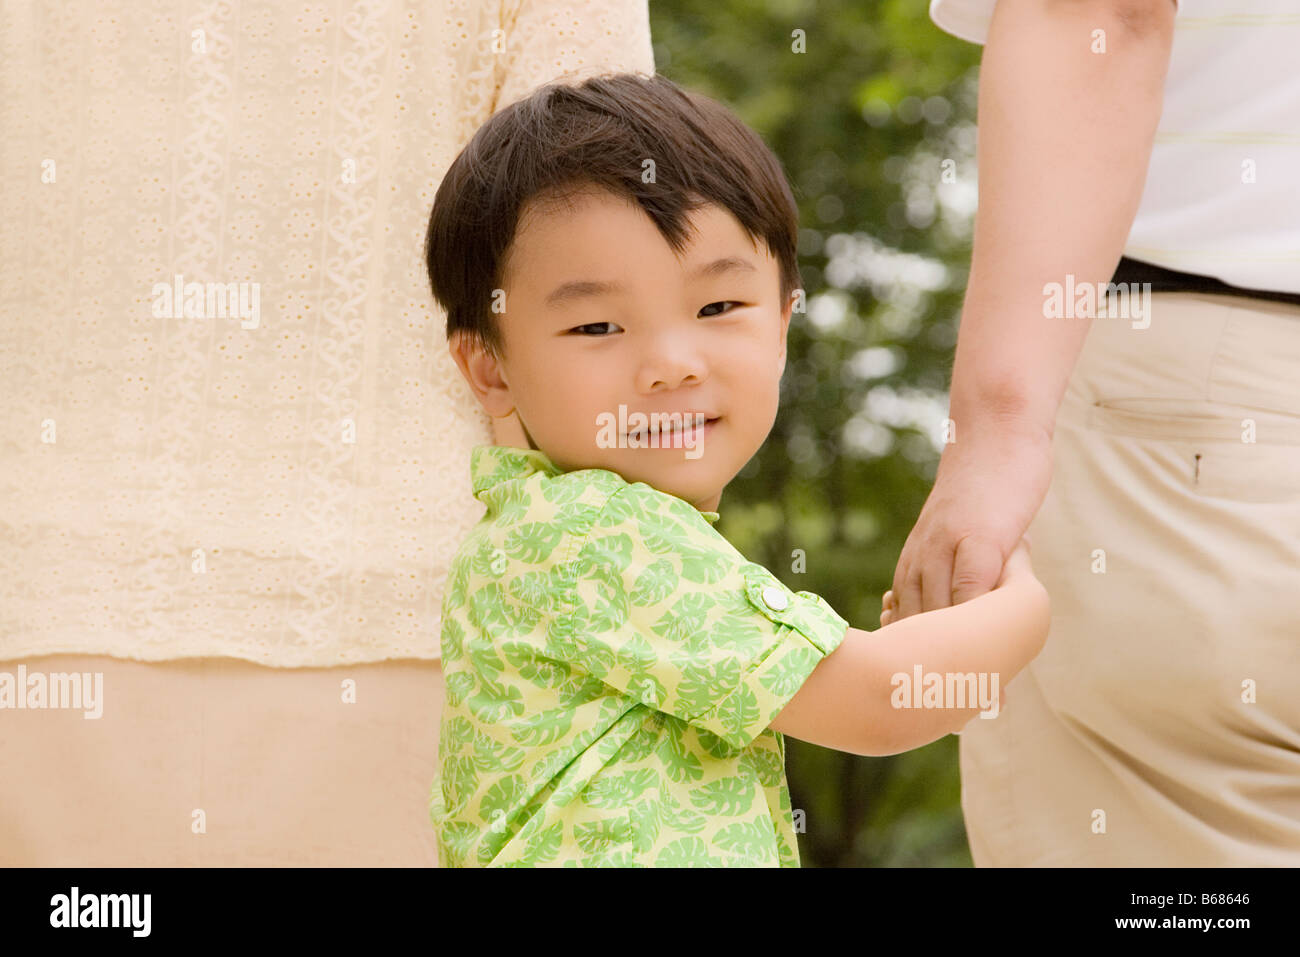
[424,72,1049,866]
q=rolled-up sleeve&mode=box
[559,483,849,750]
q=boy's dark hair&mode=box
[425,72,802,361]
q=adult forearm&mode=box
[948,0,1175,437]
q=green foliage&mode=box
[649,0,983,866]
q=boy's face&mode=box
[450,186,793,514]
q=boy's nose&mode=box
[637,350,708,394]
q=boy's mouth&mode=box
[625,414,720,441]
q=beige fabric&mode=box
[0,654,446,866]
[0,0,654,666]
[960,292,1300,866]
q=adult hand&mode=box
[889,422,1054,622]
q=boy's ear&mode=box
[776,291,794,375]
[448,331,516,419]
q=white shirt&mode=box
[929,0,1300,294]
[0,1,654,666]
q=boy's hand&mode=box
[879,536,1039,713]
[879,590,898,628]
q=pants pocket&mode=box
[1086,398,1300,503]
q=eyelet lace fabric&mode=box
[0,0,655,666]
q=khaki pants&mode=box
[0,655,445,866]
[960,292,1300,866]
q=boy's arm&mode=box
[770,542,1049,755]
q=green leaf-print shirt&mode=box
[429,445,850,867]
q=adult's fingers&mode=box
[890,547,925,623]
[919,542,956,615]
[950,533,1005,606]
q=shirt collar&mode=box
[469,445,721,525]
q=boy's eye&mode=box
[699,301,738,317]
[569,321,621,336]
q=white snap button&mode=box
[761,585,789,611]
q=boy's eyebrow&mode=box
[544,256,758,309]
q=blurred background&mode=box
[648,0,983,866]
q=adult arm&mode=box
[890,0,1177,620]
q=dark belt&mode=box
[1109,256,1300,308]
